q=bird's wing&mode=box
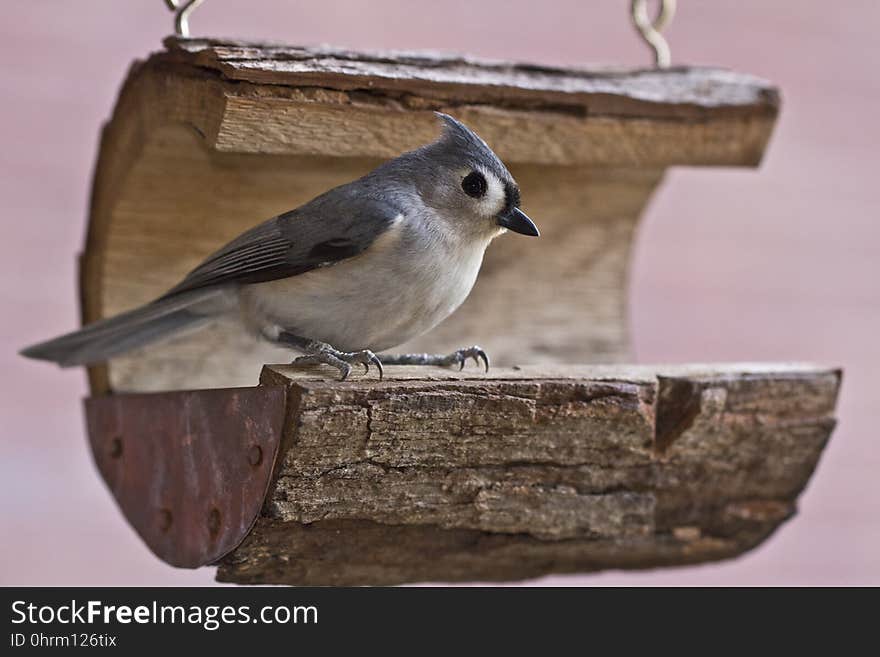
[160,192,401,299]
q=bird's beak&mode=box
[497,207,540,237]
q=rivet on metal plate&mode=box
[158,509,173,533]
[207,508,221,538]
[247,445,263,467]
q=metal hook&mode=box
[630,0,676,68]
[164,0,205,38]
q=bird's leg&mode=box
[378,346,489,372]
[276,331,383,381]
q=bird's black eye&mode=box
[461,171,487,199]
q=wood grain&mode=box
[216,363,839,585]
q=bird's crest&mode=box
[432,112,511,184]
[434,112,491,154]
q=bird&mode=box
[21,113,539,380]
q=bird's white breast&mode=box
[237,214,491,352]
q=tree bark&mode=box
[215,363,839,585]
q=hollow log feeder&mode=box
[78,38,841,585]
[86,364,839,585]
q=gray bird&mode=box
[21,113,539,380]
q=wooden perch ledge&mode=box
[85,363,839,586]
[233,364,838,584]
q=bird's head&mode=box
[413,112,539,240]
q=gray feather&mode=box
[20,290,217,367]
[162,194,402,299]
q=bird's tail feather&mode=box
[20,291,219,367]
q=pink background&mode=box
[1,1,877,585]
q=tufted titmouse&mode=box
[22,113,539,380]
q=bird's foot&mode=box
[292,341,383,381]
[378,346,489,372]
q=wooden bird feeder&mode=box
[80,37,840,585]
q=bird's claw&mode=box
[357,351,384,380]
[451,346,489,373]
[337,362,353,382]
[292,344,383,381]
[377,346,490,372]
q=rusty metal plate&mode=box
[85,385,287,568]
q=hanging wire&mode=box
[630,0,676,68]
[163,1,674,64]
[164,0,205,38]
